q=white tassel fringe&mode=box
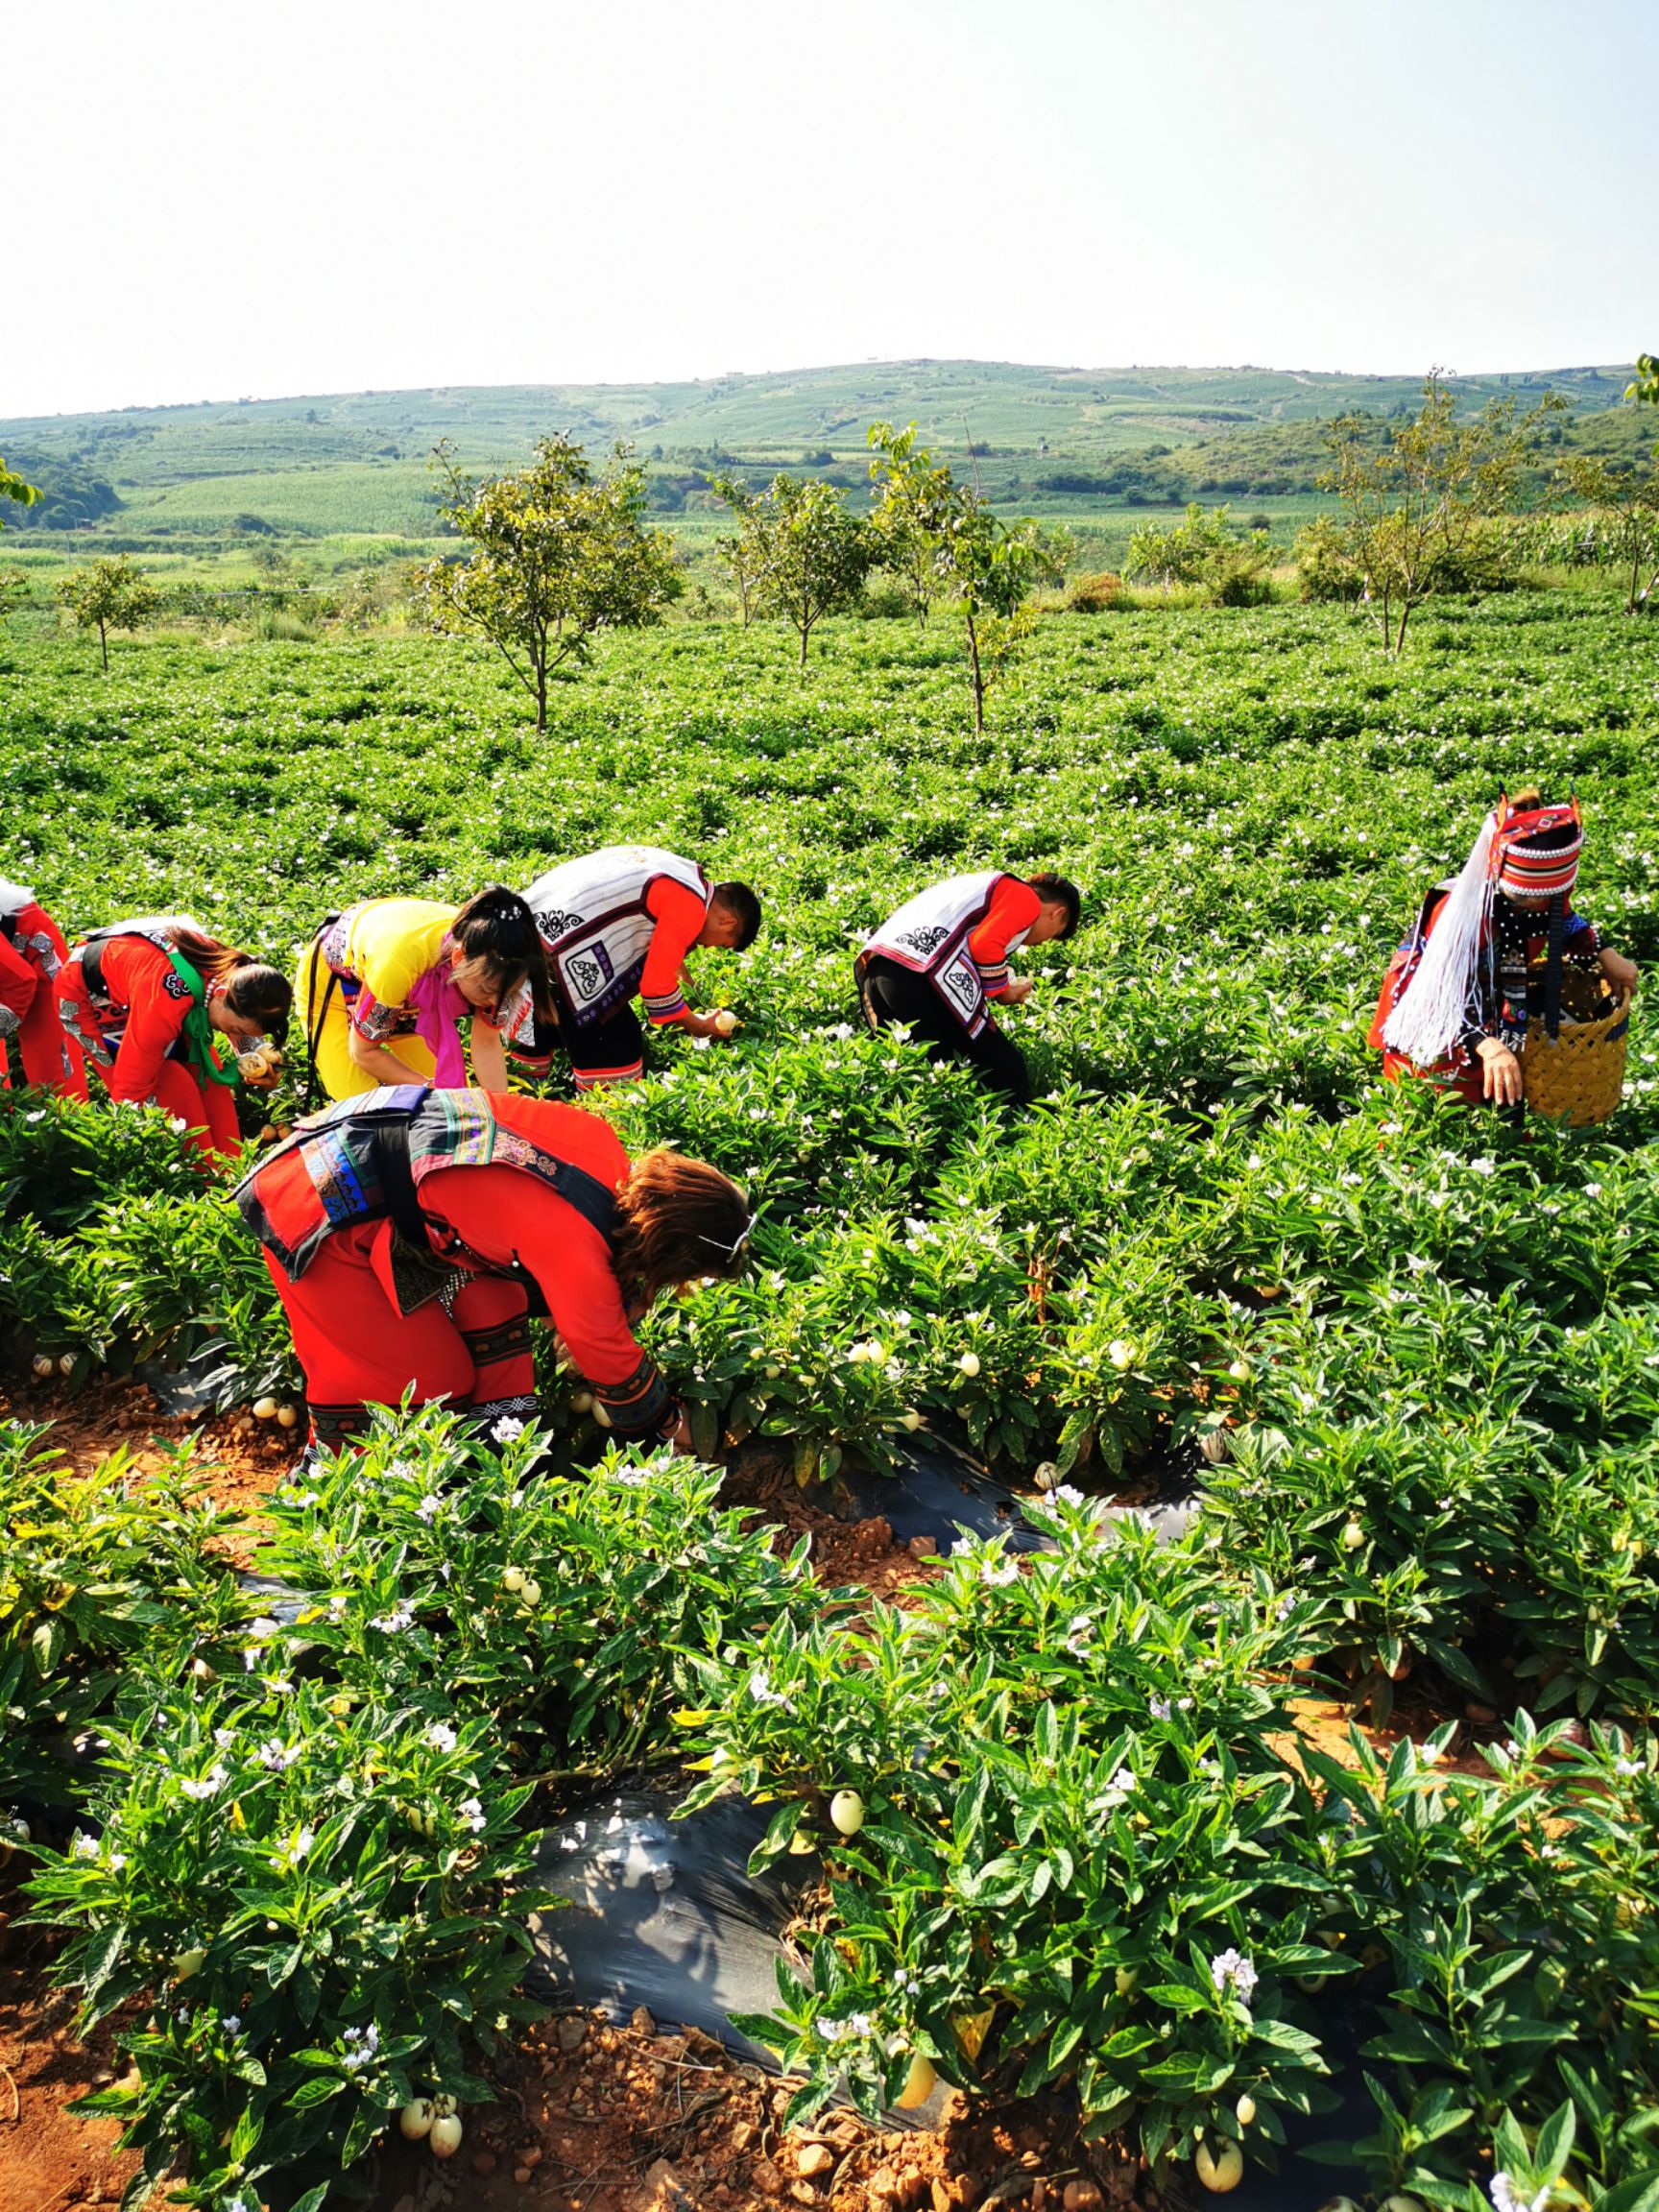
[1382,812,1497,1067]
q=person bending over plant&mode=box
[856,869,1081,1104]
[0,876,84,1094]
[1372,788,1639,1107]
[235,1084,751,1455]
[296,885,552,1103]
[509,845,761,1089]
[55,913,289,1162]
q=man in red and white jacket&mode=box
[512,846,762,1089]
[856,869,1081,1103]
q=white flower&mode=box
[340,2023,380,2073]
[71,1833,99,1861]
[256,1739,297,1772]
[817,2012,873,2044]
[1090,1767,1137,1818]
[180,1764,229,1801]
[327,1595,349,1622]
[1065,1613,1094,1657]
[415,1494,443,1523]
[222,2014,242,2032]
[1033,1483,1086,1515]
[213,1728,236,1749]
[1490,2176,1551,2212]
[1616,1756,1643,1776]
[1210,1948,1258,2006]
[458,1796,486,1832]
[385,1458,419,1482]
[1147,1696,1172,1721]
[978,1554,1019,1587]
[492,1416,526,1443]
[427,1721,458,1752]
[1583,1182,1603,1198]
[747,1668,789,1709]
[1470,1157,1496,1177]
[370,1603,415,1634]
[276,1826,316,1868]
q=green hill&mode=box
[0,357,1641,557]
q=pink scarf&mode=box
[406,962,471,1087]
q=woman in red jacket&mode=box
[235,1087,750,1454]
[56,916,291,1162]
[0,879,84,1094]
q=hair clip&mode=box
[698,1214,757,1260]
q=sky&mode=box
[6,0,1655,420]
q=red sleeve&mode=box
[639,878,709,1025]
[419,1166,656,1393]
[102,938,191,1106]
[967,878,1042,999]
[0,932,35,1027]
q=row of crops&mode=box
[3,597,1659,2207]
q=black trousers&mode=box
[857,955,1030,1104]
[511,1001,646,1085]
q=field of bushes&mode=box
[3,595,1659,2211]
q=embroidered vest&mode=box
[862,873,1030,1038]
[519,846,709,1027]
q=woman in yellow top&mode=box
[299,887,551,1102]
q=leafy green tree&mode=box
[0,569,30,627]
[865,420,960,627]
[1319,371,1563,657]
[0,454,40,522]
[56,556,161,673]
[708,473,767,627]
[1124,502,1275,605]
[1560,453,1659,615]
[416,435,682,733]
[867,421,1066,730]
[744,473,875,667]
[1626,354,1659,405]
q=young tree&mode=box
[56,556,161,672]
[0,569,31,627]
[866,420,959,626]
[1318,372,1563,658]
[1561,453,1659,614]
[747,474,874,667]
[1124,502,1275,604]
[1627,354,1659,405]
[867,421,1066,730]
[415,435,682,733]
[708,473,766,626]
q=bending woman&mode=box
[0,878,84,1094]
[235,1086,750,1455]
[55,915,290,1161]
[299,887,550,1103]
[1372,789,1639,1106]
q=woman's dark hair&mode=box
[453,884,554,1022]
[1027,872,1082,939]
[710,880,763,951]
[172,926,293,1043]
[612,1150,751,1307]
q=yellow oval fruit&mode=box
[1200,1428,1232,1465]
[252,1396,278,1420]
[59,1352,76,1376]
[1235,2093,1256,2128]
[895,2053,936,2109]
[901,1409,923,1431]
[1379,2199,1427,2212]
[276,1406,299,1429]
[1194,2140,1243,2193]
[1290,1652,1316,1672]
[1228,1359,1252,1382]
[171,1947,206,1982]
[958,1352,981,1378]
[520,1578,542,1608]
[1340,1521,1365,1551]
[1107,1339,1134,1371]
[399,2099,434,2140]
[501,1567,526,1595]
[32,1353,55,1379]
[713,1010,738,1037]
[830,1790,865,1837]
[429,2114,464,2158]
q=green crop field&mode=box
[4,595,1659,2209]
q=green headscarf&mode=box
[167,949,239,1088]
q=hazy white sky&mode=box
[7,0,1654,419]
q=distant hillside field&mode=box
[0,356,1642,567]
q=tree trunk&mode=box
[1393,597,1412,659]
[98,618,108,674]
[799,614,809,668]
[966,611,985,733]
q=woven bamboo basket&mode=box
[1522,983,1631,1127]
